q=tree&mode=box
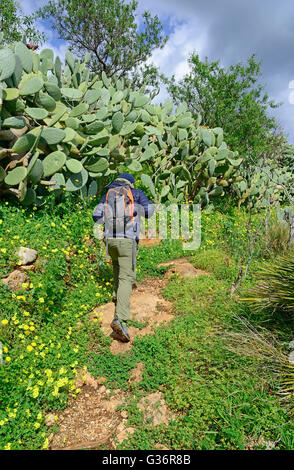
[165,53,281,161]
[0,0,46,45]
[38,0,167,90]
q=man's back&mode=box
[92,178,154,241]
[92,172,155,343]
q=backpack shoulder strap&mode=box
[127,187,135,221]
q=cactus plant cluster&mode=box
[281,143,294,172]
[235,142,294,209]
[0,38,243,207]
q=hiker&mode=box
[92,173,154,342]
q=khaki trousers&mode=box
[107,238,137,322]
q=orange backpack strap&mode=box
[127,187,134,221]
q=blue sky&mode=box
[20,0,294,142]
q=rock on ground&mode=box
[16,246,38,265]
[1,270,29,290]
[137,391,171,426]
[159,258,209,278]
[128,362,144,385]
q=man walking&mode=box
[93,173,154,342]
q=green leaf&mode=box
[0,47,16,81]
[133,94,149,108]
[201,129,213,147]
[66,159,83,173]
[25,108,48,120]
[22,188,36,206]
[140,146,155,162]
[15,42,33,73]
[41,127,66,145]
[112,90,124,105]
[69,102,89,117]
[43,151,67,177]
[119,122,137,136]
[141,173,156,197]
[3,88,19,101]
[5,166,27,185]
[86,158,109,172]
[61,88,83,100]
[11,134,36,154]
[178,117,194,128]
[66,168,89,191]
[112,112,124,133]
[44,82,61,101]
[3,116,26,129]
[19,77,44,96]
[127,160,142,172]
[161,185,170,198]
[108,135,121,152]
[85,88,101,105]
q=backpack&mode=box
[104,185,135,238]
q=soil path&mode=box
[49,257,209,450]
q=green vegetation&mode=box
[0,40,243,209]
[0,0,45,45]
[1,198,293,450]
[1,9,294,452]
[37,0,167,92]
[165,53,281,163]
[243,254,294,316]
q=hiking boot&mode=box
[110,318,130,343]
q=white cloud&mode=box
[148,18,207,106]
[18,0,294,141]
[174,60,190,81]
[149,19,207,78]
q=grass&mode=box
[0,196,293,450]
[103,266,294,450]
[0,197,187,450]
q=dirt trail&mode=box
[49,258,209,450]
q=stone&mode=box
[19,265,35,271]
[115,427,135,445]
[101,398,123,413]
[158,258,209,279]
[16,246,38,265]
[45,413,56,427]
[288,340,294,350]
[97,377,107,385]
[128,362,144,385]
[137,391,170,426]
[1,270,29,291]
[74,369,86,388]
[84,372,98,389]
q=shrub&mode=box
[242,255,294,317]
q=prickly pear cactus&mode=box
[234,141,294,209]
[0,39,243,207]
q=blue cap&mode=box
[118,173,135,184]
